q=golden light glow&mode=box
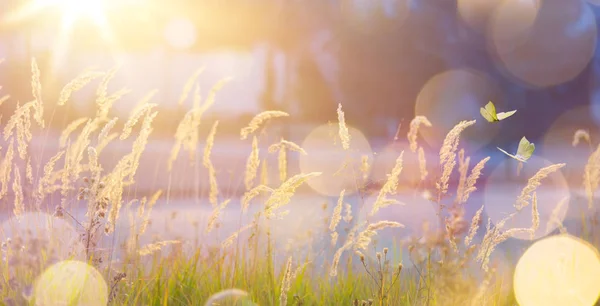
[514,235,600,306]
[5,0,116,70]
[45,0,106,28]
[299,124,373,196]
[11,0,110,29]
[34,260,108,306]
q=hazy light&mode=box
[488,0,597,87]
[414,69,501,152]
[514,235,600,306]
[457,0,503,31]
[6,0,116,71]
[299,123,373,196]
[205,289,257,306]
[164,17,197,50]
[34,260,108,306]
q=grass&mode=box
[0,58,598,306]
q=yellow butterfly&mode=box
[480,101,517,122]
[497,136,535,162]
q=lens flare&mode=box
[514,235,600,306]
[164,17,197,50]
[414,69,502,152]
[299,124,373,196]
[34,260,108,306]
[488,0,597,87]
[457,0,503,31]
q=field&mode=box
[1,60,600,306]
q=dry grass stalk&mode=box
[573,129,591,147]
[407,116,432,152]
[177,68,204,105]
[476,212,531,272]
[30,58,44,127]
[329,221,364,277]
[34,150,64,207]
[264,172,321,218]
[455,149,470,204]
[360,155,370,181]
[330,239,354,277]
[97,117,118,143]
[96,65,120,105]
[584,144,600,209]
[343,203,353,223]
[269,139,307,183]
[97,133,118,155]
[437,120,476,195]
[268,139,307,155]
[25,157,33,184]
[197,77,232,114]
[515,163,566,211]
[530,192,539,239]
[241,185,273,213]
[260,158,269,186]
[0,95,9,106]
[98,88,131,119]
[354,221,404,251]
[4,102,34,160]
[60,117,88,148]
[329,190,346,232]
[279,256,293,306]
[370,152,404,216]
[206,199,231,233]
[292,261,311,279]
[138,190,162,236]
[464,205,484,247]
[418,146,428,181]
[138,240,181,257]
[57,71,104,106]
[203,121,220,207]
[331,232,339,246]
[460,157,490,204]
[329,190,346,245]
[546,196,569,234]
[65,120,99,182]
[121,103,157,140]
[337,103,351,150]
[245,136,260,190]
[221,223,254,249]
[169,80,227,169]
[278,147,287,183]
[104,111,157,234]
[12,167,23,217]
[130,89,159,117]
[240,110,290,140]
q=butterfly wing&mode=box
[480,108,496,122]
[497,147,527,162]
[516,137,535,161]
[480,102,498,122]
[497,110,517,120]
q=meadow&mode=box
[0,58,599,306]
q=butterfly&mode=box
[480,101,517,122]
[497,136,535,162]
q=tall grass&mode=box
[0,59,596,306]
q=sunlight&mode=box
[53,0,107,28]
[19,0,109,29]
[4,0,118,70]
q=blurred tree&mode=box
[259,47,278,111]
[291,52,337,122]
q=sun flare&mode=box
[47,0,107,28]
